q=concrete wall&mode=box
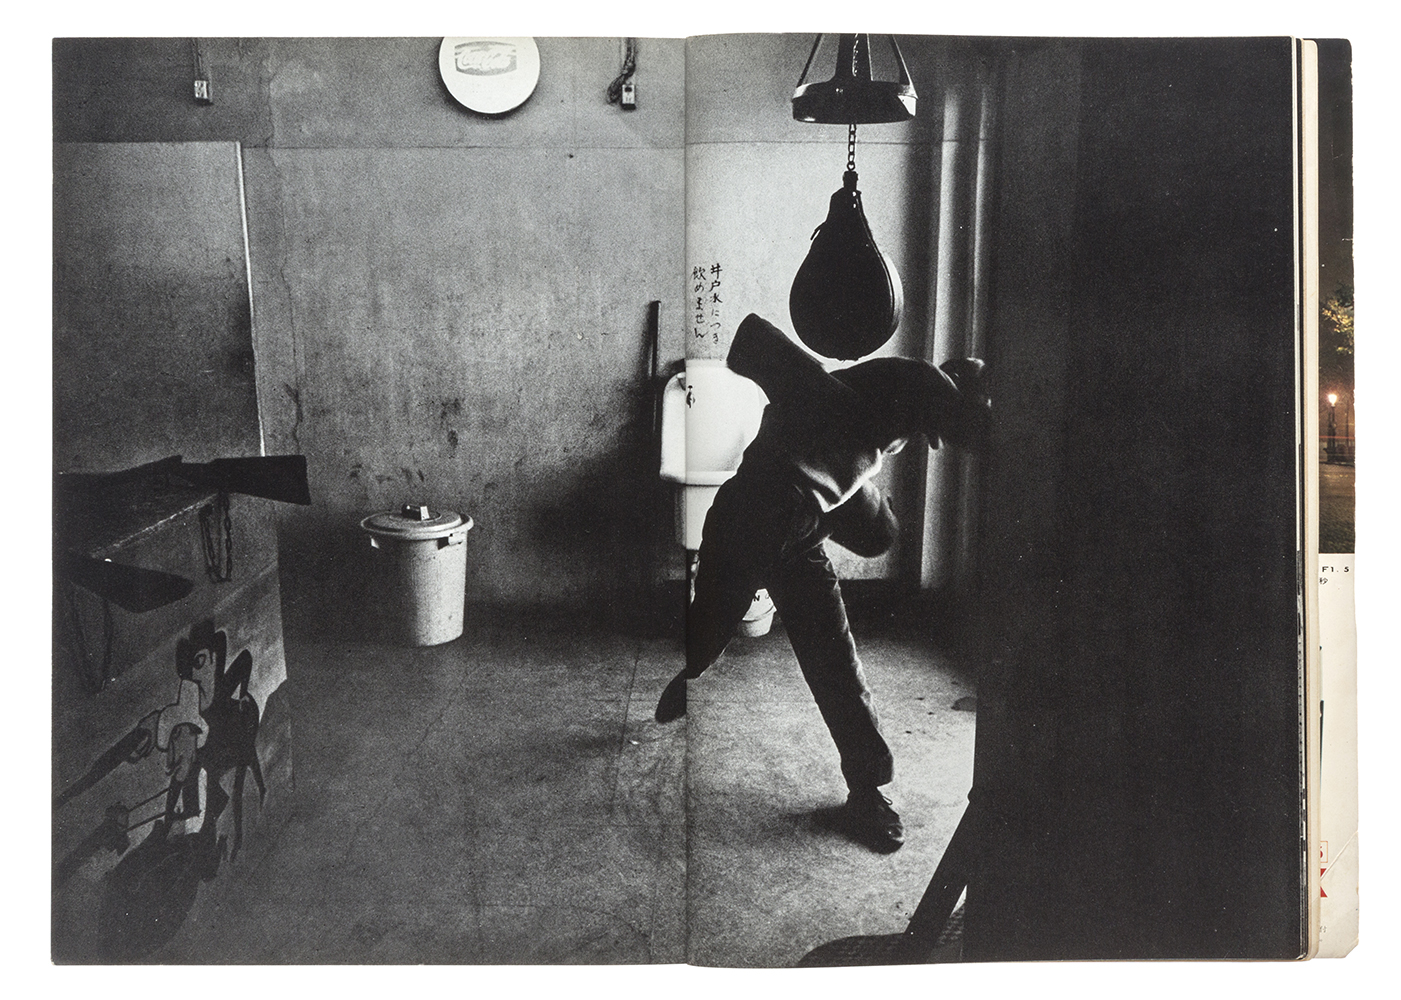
[55,38,688,620]
[55,34,991,607]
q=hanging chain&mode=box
[845,122,859,205]
[200,490,234,582]
[846,34,861,176]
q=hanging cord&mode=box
[66,585,114,693]
[796,34,822,88]
[200,491,234,582]
[190,38,212,104]
[606,38,637,104]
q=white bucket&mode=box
[736,588,775,637]
[361,505,473,646]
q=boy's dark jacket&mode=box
[726,313,965,452]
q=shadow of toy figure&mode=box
[84,622,267,961]
[142,621,266,874]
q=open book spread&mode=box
[50,33,1356,965]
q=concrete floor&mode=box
[151,604,975,966]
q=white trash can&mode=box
[360,505,473,646]
[736,588,775,637]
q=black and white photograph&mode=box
[34,5,1394,987]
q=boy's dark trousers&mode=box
[685,453,896,792]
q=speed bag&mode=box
[789,170,903,361]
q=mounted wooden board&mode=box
[52,142,262,473]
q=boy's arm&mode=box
[831,356,959,447]
[727,314,865,425]
[833,356,989,449]
[726,314,988,450]
[824,481,899,558]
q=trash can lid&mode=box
[361,505,472,540]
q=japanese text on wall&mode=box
[692,263,723,344]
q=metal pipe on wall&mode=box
[920,56,999,591]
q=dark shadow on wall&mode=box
[530,443,683,635]
[529,302,687,638]
[275,518,379,642]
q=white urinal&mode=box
[659,358,768,550]
[659,359,774,635]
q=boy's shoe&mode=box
[655,672,688,723]
[844,787,905,853]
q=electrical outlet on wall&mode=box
[194,79,212,104]
[621,81,636,109]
